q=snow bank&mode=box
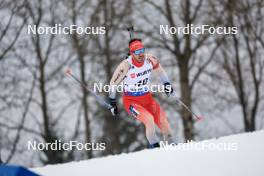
[32,130,264,176]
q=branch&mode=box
[4,72,37,163]
[190,40,222,90]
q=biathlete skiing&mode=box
[108,38,174,148]
[65,26,202,149]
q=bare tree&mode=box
[217,0,264,131]
[60,0,103,159]
[20,0,73,164]
[0,0,25,61]
[3,72,36,164]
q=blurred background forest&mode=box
[0,0,263,167]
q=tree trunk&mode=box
[78,54,92,158]
[101,0,121,154]
[179,59,194,141]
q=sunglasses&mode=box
[133,48,145,55]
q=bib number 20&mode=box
[136,78,148,87]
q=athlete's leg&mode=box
[158,106,172,136]
[129,103,159,145]
[123,96,159,145]
[146,99,172,137]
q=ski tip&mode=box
[64,68,72,76]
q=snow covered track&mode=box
[32,130,264,176]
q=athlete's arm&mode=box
[147,54,173,96]
[109,60,129,99]
[147,54,170,84]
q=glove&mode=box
[164,82,173,96]
[109,98,118,116]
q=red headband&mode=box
[129,40,144,52]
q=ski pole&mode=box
[64,68,114,111]
[170,92,203,121]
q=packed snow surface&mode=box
[32,130,264,176]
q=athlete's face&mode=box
[132,53,145,63]
[132,48,145,63]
